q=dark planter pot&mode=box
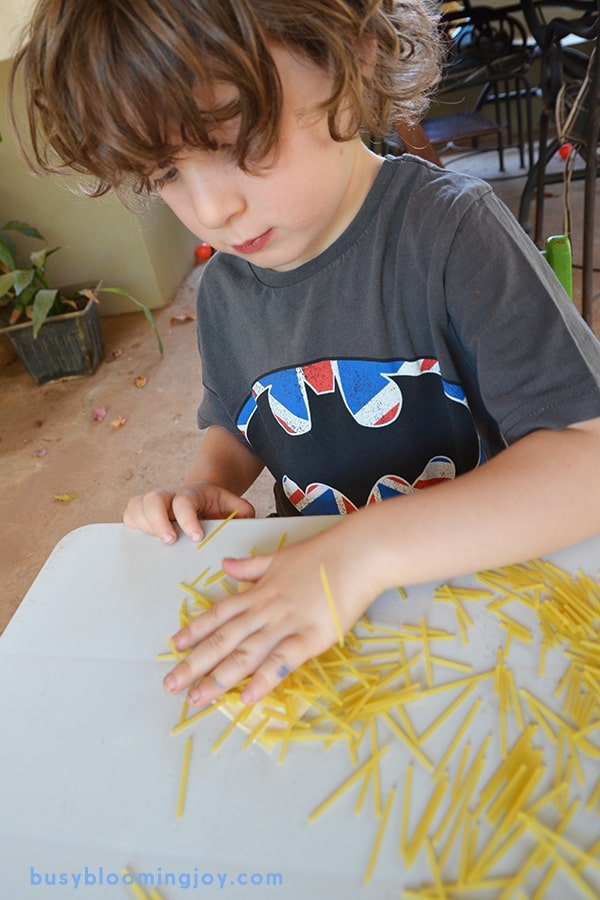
[0,297,104,384]
[0,333,17,372]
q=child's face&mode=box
[151,46,382,272]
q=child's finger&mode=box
[172,488,255,541]
[170,494,206,542]
[123,489,177,543]
[222,553,274,583]
[239,637,305,704]
[185,630,292,707]
[164,600,261,694]
[173,592,251,650]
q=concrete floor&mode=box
[1,146,599,634]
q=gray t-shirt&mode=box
[197,155,600,515]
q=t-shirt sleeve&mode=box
[195,266,251,444]
[197,382,230,431]
[442,190,600,443]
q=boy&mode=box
[12,0,600,710]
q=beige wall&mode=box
[0,0,36,61]
[0,39,197,315]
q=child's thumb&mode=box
[222,553,273,584]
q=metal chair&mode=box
[419,3,537,170]
[518,0,599,324]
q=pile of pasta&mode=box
[157,523,600,899]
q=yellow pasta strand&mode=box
[364,786,396,883]
[403,879,513,898]
[211,706,253,752]
[370,719,382,818]
[425,838,447,899]
[586,776,600,812]
[165,635,186,663]
[405,772,449,866]
[176,737,193,818]
[170,702,219,736]
[242,716,270,749]
[520,818,600,900]
[204,568,226,587]
[195,509,238,550]
[432,699,481,781]
[438,740,490,869]
[419,683,476,744]
[429,655,473,673]
[421,617,433,687]
[122,869,150,900]
[320,563,344,646]
[416,670,494,698]
[381,713,433,771]
[308,746,389,823]
[354,765,372,816]
[400,761,413,857]
[519,813,600,872]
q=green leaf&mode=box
[12,269,35,296]
[30,249,48,269]
[30,246,59,268]
[100,286,164,356]
[0,271,15,298]
[19,284,38,308]
[0,234,16,270]
[2,220,45,240]
[32,289,59,337]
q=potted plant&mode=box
[0,219,163,384]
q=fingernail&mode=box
[241,687,256,705]
[162,533,175,545]
[164,673,178,692]
[191,533,202,542]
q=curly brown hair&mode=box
[10,0,441,196]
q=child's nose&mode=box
[191,177,246,231]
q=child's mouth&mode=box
[232,228,274,254]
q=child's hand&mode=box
[123,481,255,544]
[163,523,383,705]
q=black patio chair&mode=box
[517,0,599,324]
[418,3,537,170]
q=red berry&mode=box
[195,243,213,260]
[558,143,573,160]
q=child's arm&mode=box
[163,417,600,704]
[123,425,264,544]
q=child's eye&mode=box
[152,166,179,192]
